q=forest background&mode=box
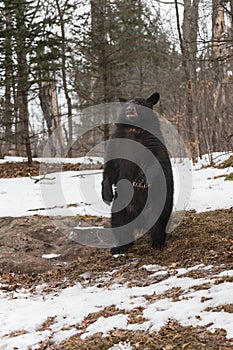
[0,0,233,164]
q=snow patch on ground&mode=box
[108,342,133,350]
[0,155,233,217]
[42,254,60,259]
[0,156,103,165]
[81,314,128,339]
[1,265,233,349]
[0,153,233,348]
[193,152,232,170]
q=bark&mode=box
[39,79,65,157]
[15,26,32,165]
[55,0,73,157]
[3,12,12,139]
[175,0,200,159]
[89,0,111,144]
[212,0,228,151]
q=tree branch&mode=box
[156,0,184,6]
[28,173,55,183]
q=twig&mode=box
[71,171,103,178]
[227,134,233,142]
[28,173,56,183]
[155,0,184,6]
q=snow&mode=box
[108,342,132,350]
[190,166,233,212]
[42,254,60,259]
[0,170,109,218]
[0,153,233,348]
[81,314,129,339]
[193,152,232,170]
[1,265,233,349]
[0,153,232,218]
[0,155,103,165]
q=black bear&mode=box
[102,93,174,254]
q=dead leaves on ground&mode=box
[0,161,102,178]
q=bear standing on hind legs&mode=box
[102,93,174,254]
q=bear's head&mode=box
[117,92,160,128]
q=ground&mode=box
[1,157,233,349]
[0,209,233,349]
[0,209,233,276]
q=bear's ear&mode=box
[119,97,127,104]
[146,93,160,106]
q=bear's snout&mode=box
[125,103,138,119]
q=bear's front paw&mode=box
[102,179,113,205]
[133,177,149,190]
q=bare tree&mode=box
[211,0,230,151]
[38,77,65,156]
[175,0,200,159]
[55,0,73,157]
[14,3,33,165]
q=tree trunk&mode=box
[17,63,32,165]
[15,7,32,165]
[55,0,73,157]
[212,0,228,151]
[39,78,65,157]
[175,0,200,159]
[3,12,12,140]
[90,0,110,141]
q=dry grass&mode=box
[217,155,233,169]
[1,209,233,349]
[59,322,233,350]
[0,161,101,178]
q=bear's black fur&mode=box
[102,93,174,254]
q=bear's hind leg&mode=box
[110,242,134,255]
[149,221,167,250]
[110,209,134,254]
